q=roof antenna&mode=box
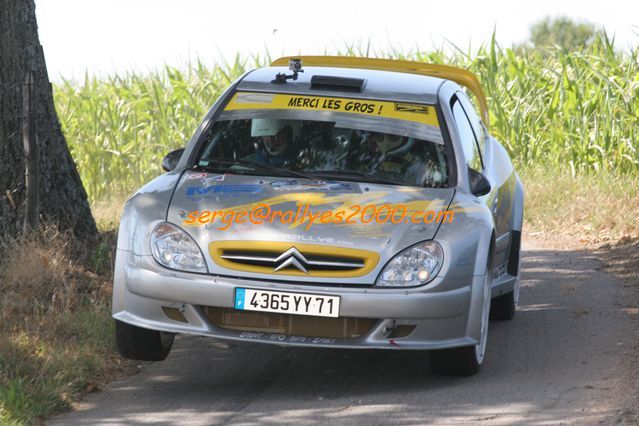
[272,58,303,84]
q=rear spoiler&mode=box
[271,56,490,128]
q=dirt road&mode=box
[50,235,639,425]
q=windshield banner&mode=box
[226,92,439,127]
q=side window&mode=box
[452,100,482,171]
[457,92,487,157]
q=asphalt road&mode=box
[50,235,639,425]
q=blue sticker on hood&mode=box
[186,184,263,199]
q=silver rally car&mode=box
[113,56,524,376]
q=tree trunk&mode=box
[0,0,97,238]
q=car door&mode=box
[451,93,505,233]
[453,91,515,264]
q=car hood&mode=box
[168,170,454,284]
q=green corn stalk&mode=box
[53,34,639,202]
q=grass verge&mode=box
[521,166,639,242]
[0,226,134,425]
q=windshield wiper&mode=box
[195,160,403,185]
[195,158,316,180]
[306,170,403,185]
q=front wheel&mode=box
[430,253,492,376]
[490,252,521,321]
[115,320,174,361]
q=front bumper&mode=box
[113,251,485,350]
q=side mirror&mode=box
[469,167,491,196]
[162,148,185,172]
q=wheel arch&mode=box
[465,229,496,343]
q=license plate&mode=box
[234,288,340,318]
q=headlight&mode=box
[375,241,443,287]
[150,222,208,273]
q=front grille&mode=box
[209,241,379,278]
[204,307,376,339]
[221,251,364,271]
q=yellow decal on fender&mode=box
[225,92,439,127]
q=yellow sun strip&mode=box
[225,92,439,127]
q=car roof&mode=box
[236,65,445,105]
[273,57,489,126]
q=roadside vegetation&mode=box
[0,225,134,424]
[522,166,639,241]
[55,34,639,201]
[1,26,638,424]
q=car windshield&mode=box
[195,92,450,187]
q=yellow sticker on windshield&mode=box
[225,92,439,127]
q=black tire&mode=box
[429,346,480,377]
[490,290,516,320]
[491,230,521,321]
[115,320,174,361]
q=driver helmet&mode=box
[251,118,299,156]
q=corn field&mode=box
[53,35,639,202]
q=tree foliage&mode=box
[530,16,598,50]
